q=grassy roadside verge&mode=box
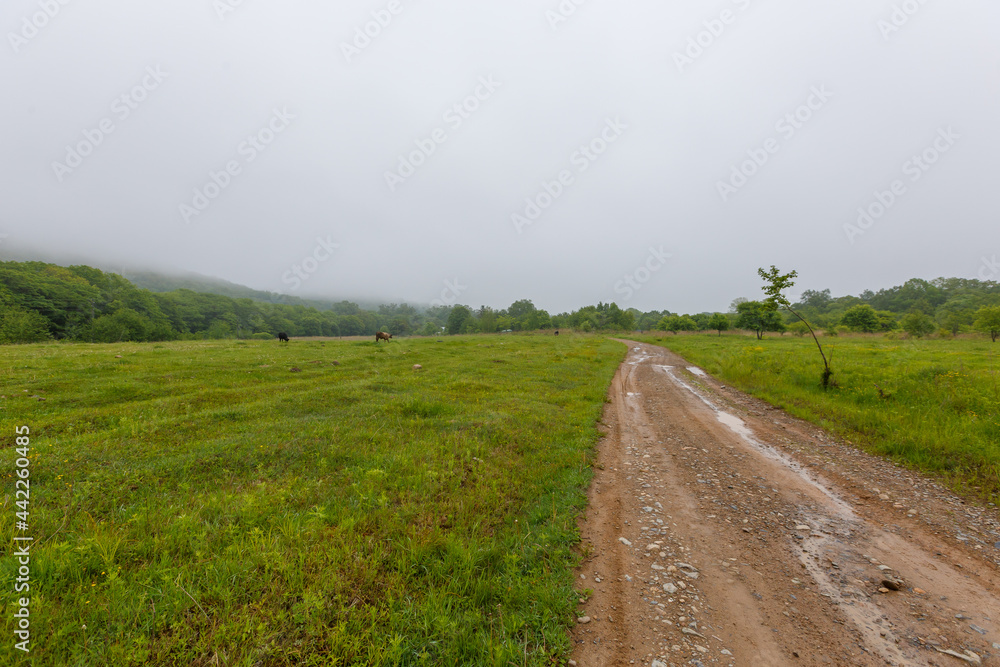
[632,334,1000,503]
[0,333,623,665]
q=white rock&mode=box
[934,647,981,664]
[663,583,678,594]
[676,563,699,579]
[619,537,632,547]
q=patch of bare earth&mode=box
[570,341,1000,667]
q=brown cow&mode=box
[375,331,392,343]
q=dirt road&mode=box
[570,341,1000,667]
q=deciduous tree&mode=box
[708,313,730,336]
[840,304,879,333]
[734,301,784,340]
[901,311,935,338]
[973,306,1000,342]
[447,305,473,334]
[757,266,833,388]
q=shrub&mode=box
[901,311,936,338]
[840,304,880,332]
[0,307,53,344]
[82,308,154,343]
[973,305,1000,342]
[788,321,810,337]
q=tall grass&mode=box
[0,334,623,665]
[636,334,1000,502]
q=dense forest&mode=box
[0,261,634,343]
[0,261,998,344]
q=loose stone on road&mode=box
[571,341,1000,666]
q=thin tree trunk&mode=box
[786,306,833,388]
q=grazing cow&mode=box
[277,332,289,342]
[375,331,392,343]
[554,330,559,335]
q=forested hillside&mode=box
[123,270,306,305]
[122,269,384,312]
[0,261,635,343]
[0,261,423,343]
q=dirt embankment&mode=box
[570,341,1000,667]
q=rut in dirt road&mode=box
[570,341,1000,667]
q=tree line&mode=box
[778,277,1000,340]
[0,262,636,343]
[1,261,998,344]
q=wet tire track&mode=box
[571,341,1000,667]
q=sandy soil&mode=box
[570,340,1000,667]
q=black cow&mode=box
[554,330,559,335]
[277,332,289,342]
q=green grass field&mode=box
[0,334,623,666]
[634,333,1000,502]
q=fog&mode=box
[2,0,998,313]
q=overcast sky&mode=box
[2,0,998,314]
